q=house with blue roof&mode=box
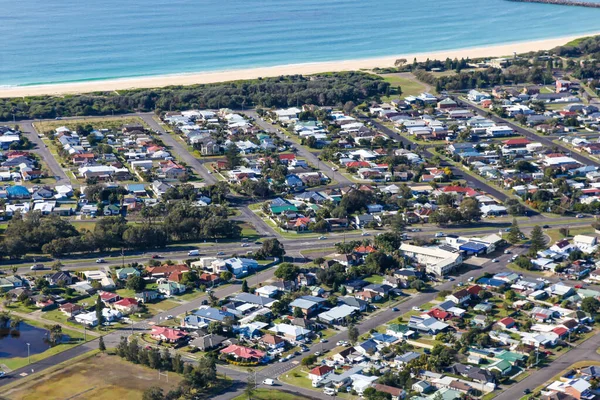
[289,295,328,317]
[194,307,235,324]
[7,185,30,199]
[285,174,304,191]
[477,278,507,288]
[371,333,398,346]
[127,183,147,195]
[355,339,378,356]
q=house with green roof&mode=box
[270,204,298,215]
[116,267,141,280]
[386,323,416,339]
[486,359,513,376]
[494,350,526,366]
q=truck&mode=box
[187,250,200,256]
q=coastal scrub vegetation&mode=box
[384,35,600,92]
[0,72,389,120]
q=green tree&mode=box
[258,238,285,259]
[582,297,600,316]
[274,262,299,281]
[225,144,241,170]
[220,271,233,282]
[126,275,146,292]
[142,386,164,400]
[293,307,304,318]
[348,324,359,343]
[410,279,426,291]
[530,225,546,252]
[506,218,523,244]
[96,296,105,328]
[301,354,317,366]
[241,279,249,293]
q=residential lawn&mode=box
[3,302,40,314]
[233,389,314,400]
[506,262,546,276]
[34,116,148,134]
[144,299,181,315]
[3,352,184,400]
[278,365,315,391]
[175,288,212,302]
[364,275,384,284]
[2,318,89,371]
[319,328,339,341]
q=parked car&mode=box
[315,351,321,356]
[318,236,327,240]
[188,250,200,256]
[434,232,445,237]
[241,243,250,247]
[492,258,499,262]
[361,232,370,236]
[151,254,162,259]
[576,214,585,218]
[504,250,511,254]
[96,258,106,263]
[412,306,421,311]
[217,251,225,255]
[320,339,328,343]
[392,307,399,312]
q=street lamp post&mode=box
[27,342,31,365]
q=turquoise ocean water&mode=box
[1,0,600,86]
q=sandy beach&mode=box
[1,33,597,98]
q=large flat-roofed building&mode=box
[399,243,463,276]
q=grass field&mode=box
[4,352,182,400]
[34,116,148,134]
[379,74,427,98]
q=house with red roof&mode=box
[354,245,376,255]
[441,185,478,197]
[467,285,483,297]
[497,317,516,330]
[72,153,96,165]
[220,345,266,362]
[151,326,188,343]
[426,308,452,321]
[113,298,140,314]
[278,154,296,164]
[346,161,372,169]
[99,291,121,305]
[308,365,334,382]
[259,334,285,350]
[552,326,569,339]
[355,290,381,303]
[146,264,190,281]
[503,138,531,148]
[60,302,84,317]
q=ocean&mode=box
[1,0,600,86]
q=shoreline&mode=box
[1,32,598,99]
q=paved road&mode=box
[138,113,217,184]
[22,121,71,185]
[244,111,351,186]
[3,216,591,275]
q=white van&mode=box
[262,379,274,386]
[188,250,200,256]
